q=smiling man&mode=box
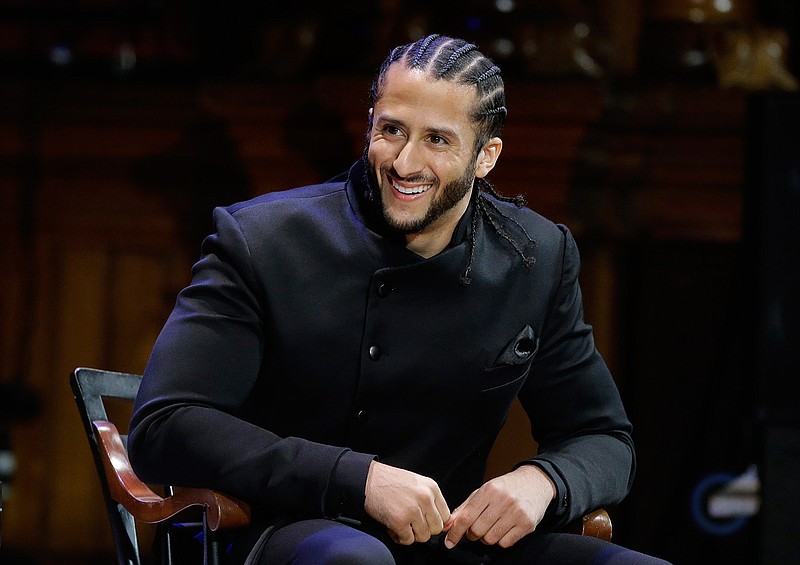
[129,35,672,565]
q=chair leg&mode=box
[203,513,220,565]
[156,522,173,565]
[117,503,141,565]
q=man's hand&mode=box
[443,465,556,549]
[364,461,451,545]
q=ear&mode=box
[474,137,502,179]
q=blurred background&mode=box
[0,1,798,563]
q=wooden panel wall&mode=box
[1,81,195,559]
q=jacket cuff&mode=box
[324,450,377,524]
[514,459,569,528]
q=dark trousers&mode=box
[236,519,672,565]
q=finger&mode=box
[443,498,461,532]
[424,508,444,537]
[412,522,432,543]
[496,524,528,549]
[389,525,415,546]
[435,491,451,526]
[443,502,469,547]
[410,515,431,543]
[474,513,508,546]
[410,507,432,543]
[466,506,497,542]
[444,492,486,549]
[425,490,450,536]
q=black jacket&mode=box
[129,158,635,530]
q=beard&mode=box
[367,161,475,235]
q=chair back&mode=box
[70,367,146,565]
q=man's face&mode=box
[367,65,493,237]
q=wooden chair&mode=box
[569,508,612,541]
[70,367,251,565]
[71,366,611,565]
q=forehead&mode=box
[374,65,479,138]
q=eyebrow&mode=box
[376,114,462,143]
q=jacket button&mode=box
[377,283,392,297]
[357,409,369,423]
[368,345,381,360]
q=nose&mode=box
[393,141,424,179]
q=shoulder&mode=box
[214,178,350,236]
[226,180,348,218]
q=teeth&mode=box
[392,181,432,195]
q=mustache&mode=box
[381,165,435,185]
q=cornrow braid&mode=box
[480,195,537,256]
[410,33,441,68]
[460,198,482,286]
[481,105,507,114]
[476,176,525,208]
[459,189,537,286]
[457,178,536,286]
[437,42,478,78]
[475,65,502,84]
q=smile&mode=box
[391,180,433,195]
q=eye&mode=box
[382,124,403,137]
[428,134,446,145]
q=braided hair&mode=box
[368,35,536,285]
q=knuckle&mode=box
[448,523,465,540]
[389,515,406,532]
[458,508,475,525]
[522,517,535,531]
[501,529,523,549]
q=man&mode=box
[129,35,671,564]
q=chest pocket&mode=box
[482,325,539,392]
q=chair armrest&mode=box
[568,508,612,541]
[92,418,609,541]
[92,420,251,531]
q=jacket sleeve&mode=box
[517,225,635,529]
[128,206,375,521]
